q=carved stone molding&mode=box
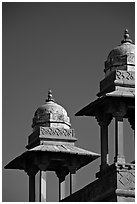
[117,170,135,191]
[116,70,135,81]
[40,127,74,137]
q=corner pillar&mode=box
[59,177,65,201]
[96,113,112,171]
[38,163,49,202]
[39,171,47,202]
[27,168,38,202]
[114,110,126,163]
[69,169,76,195]
[56,170,67,201]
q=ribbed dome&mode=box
[32,90,71,131]
[105,29,135,76]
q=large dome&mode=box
[104,29,135,76]
[32,90,71,131]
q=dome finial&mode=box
[46,89,54,102]
[121,29,132,44]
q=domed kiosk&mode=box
[32,90,71,131]
[5,90,100,202]
[5,29,134,202]
[69,30,135,202]
[104,29,135,77]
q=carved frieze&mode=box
[40,127,74,137]
[116,70,135,81]
[117,170,135,191]
[98,70,135,97]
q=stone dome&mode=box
[105,29,135,76]
[32,90,71,131]
[107,42,135,60]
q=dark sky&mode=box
[2,2,135,202]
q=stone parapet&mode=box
[61,163,135,202]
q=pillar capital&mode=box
[68,165,77,174]
[56,168,68,182]
[113,111,125,119]
[26,165,38,176]
[113,102,127,118]
[96,113,112,127]
[38,163,49,171]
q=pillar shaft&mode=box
[39,171,46,202]
[100,124,109,169]
[114,116,125,163]
[29,174,35,202]
[70,173,76,195]
[56,169,67,201]
[96,113,112,171]
[59,178,65,201]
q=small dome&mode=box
[107,42,135,60]
[32,90,71,131]
[105,29,135,76]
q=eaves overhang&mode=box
[75,91,135,117]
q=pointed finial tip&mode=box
[121,29,132,44]
[46,89,55,102]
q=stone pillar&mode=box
[113,102,127,163]
[38,163,49,202]
[39,171,46,202]
[114,112,125,163]
[70,171,76,195]
[27,168,38,202]
[59,177,65,201]
[56,170,67,201]
[96,113,112,171]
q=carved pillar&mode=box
[39,171,46,202]
[114,112,126,163]
[56,170,67,201]
[27,168,38,202]
[70,171,76,195]
[38,163,49,202]
[96,113,112,171]
[59,177,65,201]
